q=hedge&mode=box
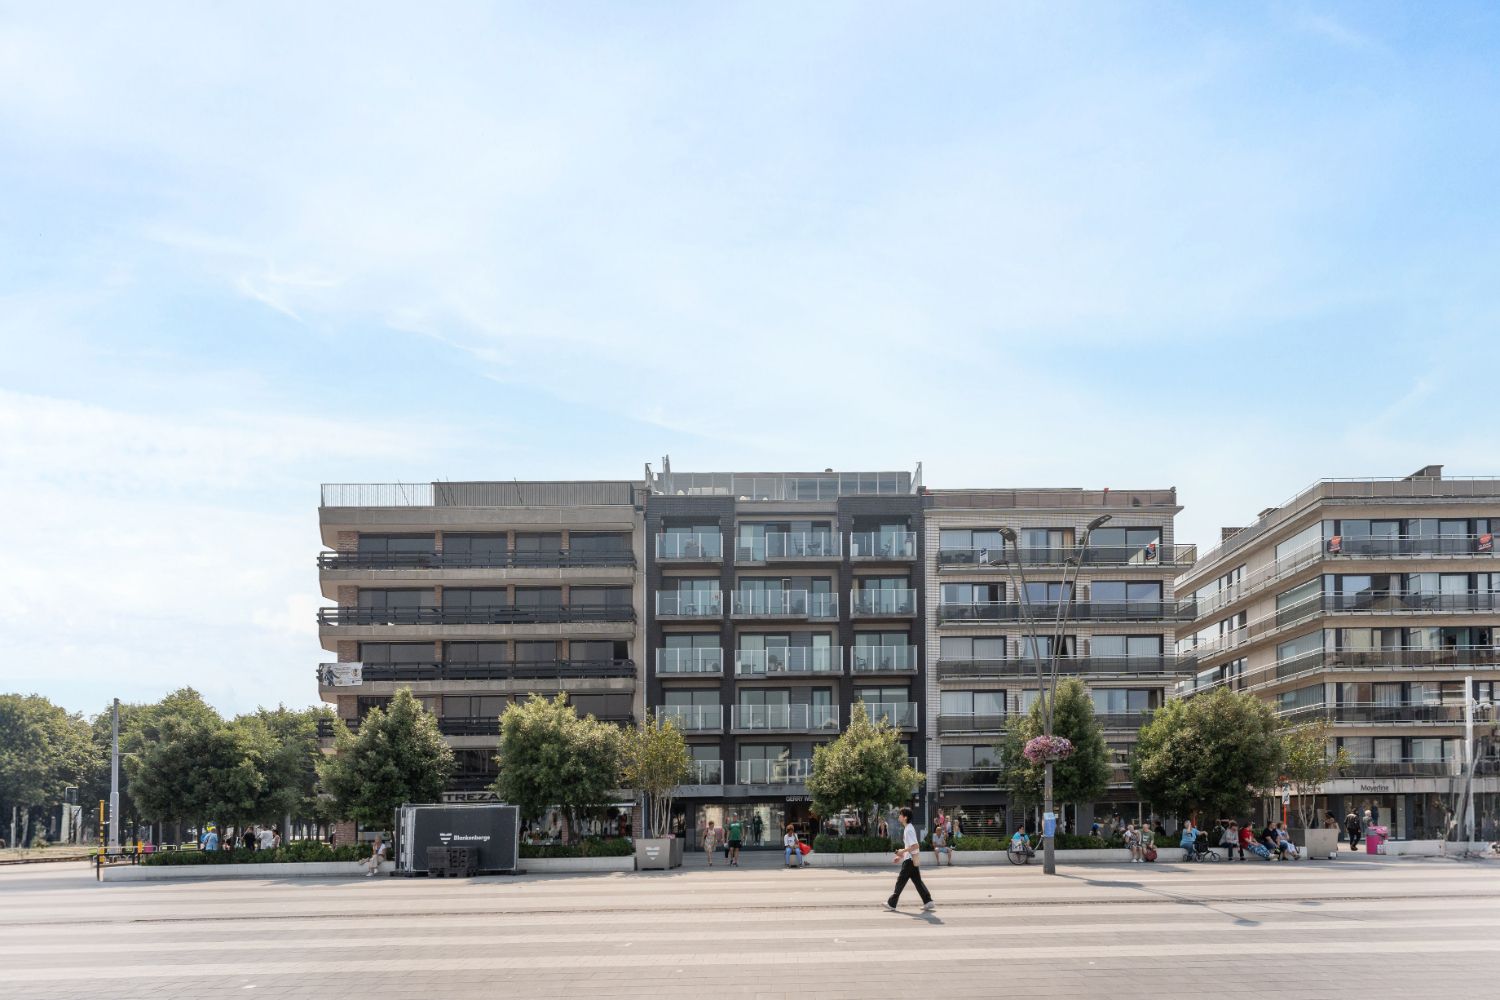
[519,837,634,859]
[141,842,371,866]
[811,834,897,854]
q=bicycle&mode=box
[1007,841,1035,866]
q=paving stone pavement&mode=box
[2,854,1498,999]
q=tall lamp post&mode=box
[998,514,1111,876]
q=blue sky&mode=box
[2,2,1497,717]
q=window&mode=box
[515,641,559,663]
[358,642,436,664]
[443,695,509,719]
[1090,581,1161,603]
[358,589,432,610]
[442,588,508,610]
[1021,635,1077,659]
[939,529,1007,557]
[442,533,506,566]
[940,745,997,769]
[664,690,718,708]
[513,587,561,608]
[568,587,631,607]
[514,532,562,554]
[1091,635,1163,660]
[1024,582,1074,603]
[1275,579,1321,625]
[356,534,434,556]
[1279,685,1325,712]
[941,583,1004,604]
[939,636,1006,661]
[569,532,630,554]
[940,691,1005,716]
[665,633,717,650]
[445,641,511,664]
[1276,523,1322,566]
[1090,527,1161,562]
[1276,631,1322,663]
[570,694,631,719]
[571,640,627,662]
[1090,689,1157,714]
[856,686,909,704]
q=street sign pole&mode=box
[108,698,120,851]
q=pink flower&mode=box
[1023,735,1075,764]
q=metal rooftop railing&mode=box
[320,481,639,507]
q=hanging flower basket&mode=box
[1023,735,1075,764]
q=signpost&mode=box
[1281,782,1291,828]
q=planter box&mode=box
[521,856,634,874]
[635,837,679,871]
[100,860,391,882]
[1295,828,1340,860]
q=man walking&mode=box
[884,807,934,912]
[727,815,743,867]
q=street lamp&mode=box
[998,513,1111,876]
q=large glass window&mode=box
[445,641,511,663]
[569,532,630,554]
[1091,581,1161,603]
[940,691,1005,716]
[357,534,435,556]
[358,642,437,664]
[1275,579,1322,625]
[939,636,1006,660]
[1091,635,1163,659]
[442,533,506,566]
[1276,523,1323,566]
[1090,689,1157,714]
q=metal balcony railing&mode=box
[318,550,635,570]
[1320,703,1467,725]
[1176,645,1500,699]
[850,531,917,560]
[655,533,724,560]
[735,758,814,784]
[730,590,838,618]
[849,645,919,673]
[938,600,1192,623]
[938,768,1001,789]
[936,714,1007,735]
[1321,591,1500,614]
[320,659,636,684]
[935,655,1186,682]
[730,704,840,732]
[655,591,723,617]
[850,588,917,616]
[655,648,724,675]
[937,544,1190,569]
[1093,711,1155,729]
[656,705,724,731]
[1336,758,1468,778]
[318,604,636,626]
[734,647,843,676]
[688,759,723,784]
[1326,534,1496,558]
[736,532,842,562]
[859,701,918,728]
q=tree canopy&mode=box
[1281,720,1352,829]
[998,678,1111,808]
[493,694,621,842]
[807,701,922,831]
[318,689,453,830]
[622,713,691,839]
[1131,687,1282,821]
[0,694,93,838]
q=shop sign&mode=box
[1356,782,1394,793]
[784,795,810,803]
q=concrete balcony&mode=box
[655,648,725,676]
[733,647,843,677]
[730,704,839,734]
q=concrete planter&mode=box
[101,860,392,882]
[1295,829,1340,860]
[1379,840,1490,857]
[521,855,635,874]
[634,838,679,870]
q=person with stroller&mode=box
[1180,820,1203,860]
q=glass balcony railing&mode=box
[655,591,723,617]
[730,590,838,618]
[736,533,842,562]
[849,645,918,673]
[730,704,840,732]
[655,533,723,560]
[850,531,916,559]
[937,714,1008,734]
[734,647,843,676]
[656,705,724,731]
[850,588,916,615]
[938,768,1001,788]
[1327,533,1496,557]
[655,648,724,674]
[735,758,814,784]
[859,701,918,728]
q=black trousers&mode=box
[888,858,932,906]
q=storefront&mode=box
[679,797,820,849]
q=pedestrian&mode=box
[702,820,718,866]
[200,825,219,852]
[1221,821,1241,861]
[259,825,275,851]
[271,827,282,850]
[932,821,953,866]
[884,807,934,912]
[1124,822,1140,862]
[241,826,256,852]
[364,833,385,876]
[1179,819,1198,859]
[878,817,889,839]
[1345,811,1362,851]
[1276,824,1301,861]
[1139,821,1155,861]
[727,815,743,866]
[1259,822,1284,860]
[783,824,804,868]
[1238,820,1254,861]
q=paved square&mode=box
[3,854,1498,999]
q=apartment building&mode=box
[315,481,646,804]
[923,487,1195,836]
[1175,466,1500,841]
[645,465,925,848]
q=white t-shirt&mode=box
[784,833,797,849]
[902,822,920,863]
[259,829,275,849]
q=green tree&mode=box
[240,705,329,828]
[1132,687,1281,821]
[319,689,453,830]
[1281,720,1352,829]
[122,691,224,834]
[493,694,621,844]
[998,678,1111,811]
[807,701,923,833]
[0,694,93,845]
[623,713,691,838]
